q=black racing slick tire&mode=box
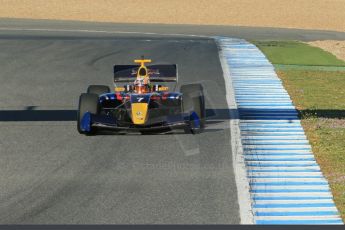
[77,93,100,134]
[87,85,110,95]
[181,84,205,134]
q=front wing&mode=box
[80,112,192,133]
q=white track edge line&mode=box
[216,37,254,224]
[0,27,209,38]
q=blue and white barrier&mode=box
[216,37,343,225]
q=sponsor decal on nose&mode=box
[131,103,148,124]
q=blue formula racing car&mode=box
[77,58,205,135]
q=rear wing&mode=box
[113,64,177,83]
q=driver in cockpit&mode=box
[134,65,151,94]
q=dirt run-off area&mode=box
[0,0,345,32]
[308,41,345,62]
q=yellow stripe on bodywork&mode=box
[158,86,169,91]
[131,103,149,125]
[115,87,125,92]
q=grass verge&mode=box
[254,41,345,221]
[253,41,345,66]
[278,70,345,220]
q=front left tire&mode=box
[77,93,100,134]
[181,83,205,134]
[87,85,110,95]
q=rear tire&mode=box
[87,85,110,95]
[77,93,100,134]
[181,84,205,134]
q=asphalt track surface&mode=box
[1,19,344,224]
[0,22,239,224]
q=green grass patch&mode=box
[277,70,345,221]
[278,71,345,110]
[301,118,345,220]
[274,64,345,71]
[252,40,345,220]
[253,41,345,67]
